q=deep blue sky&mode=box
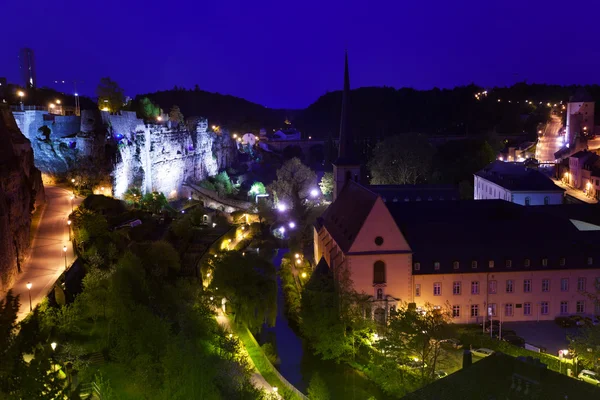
[2,0,600,109]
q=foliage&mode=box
[432,139,496,184]
[139,97,162,120]
[570,326,600,369]
[140,191,169,214]
[37,125,51,141]
[307,372,330,400]
[261,342,279,365]
[268,157,317,206]
[300,263,372,361]
[169,105,185,126]
[280,257,302,326]
[210,251,277,332]
[96,77,125,112]
[248,181,267,197]
[214,171,235,197]
[123,187,142,207]
[376,302,452,383]
[368,133,434,185]
[318,172,334,200]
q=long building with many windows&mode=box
[314,53,600,325]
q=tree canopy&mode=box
[96,77,125,112]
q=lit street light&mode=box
[67,220,71,240]
[310,188,319,197]
[295,253,300,259]
[26,282,32,311]
[276,203,287,212]
[157,116,163,121]
[63,245,67,269]
[301,272,307,278]
[288,222,296,229]
[50,342,57,372]
[56,99,61,104]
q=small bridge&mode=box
[185,182,253,213]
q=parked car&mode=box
[434,370,448,379]
[440,338,463,349]
[578,369,600,386]
[471,348,495,358]
[503,335,525,348]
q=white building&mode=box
[566,88,595,145]
[474,161,564,205]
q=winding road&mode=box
[535,115,564,163]
[2,185,81,322]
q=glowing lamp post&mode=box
[26,282,32,311]
[310,188,319,198]
[50,342,57,372]
[288,222,296,229]
[301,272,307,278]
[276,203,287,212]
[63,245,67,269]
[17,90,25,109]
[67,220,71,240]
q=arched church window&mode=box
[376,288,383,300]
[373,261,386,284]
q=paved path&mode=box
[1,185,81,322]
[535,115,564,163]
[553,179,598,204]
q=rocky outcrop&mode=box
[109,112,237,199]
[0,105,45,291]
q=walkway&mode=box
[535,115,564,163]
[553,179,598,204]
[1,185,81,322]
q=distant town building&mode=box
[566,88,595,145]
[474,161,564,205]
[271,128,301,141]
[19,48,36,89]
[566,150,600,200]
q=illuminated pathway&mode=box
[535,115,564,163]
[1,185,81,322]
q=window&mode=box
[374,261,386,283]
[452,305,460,318]
[542,279,550,292]
[560,301,568,314]
[505,303,513,317]
[489,280,497,294]
[541,302,549,315]
[560,258,566,266]
[471,260,478,269]
[560,278,569,292]
[413,262,420,272]
[525,197,531,206]
[542,258,548,267]
[376,288,383,300]
[374,236,384,246]
[578,277,586,292]
[523,279,531,293]
[577,301,585,313]
[434,262,440,271]
[588,257,593,266]
[453,261,459,270]
[524,259,530,267]
[489,260,495,268]
[489,303,497,317]
[524,302,532,316]
[415,284,421,297]
[505,260,512,268]
[471,281,480,295]
[453,281,461,295]
[433,283,441,296]
[506,280,514,293]
[544,196,549,205]
[470,304,479,317]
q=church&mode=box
[313,55,600,324]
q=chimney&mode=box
[462,349,472,369]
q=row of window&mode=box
[413,257,593,271]
[451,300,587,318]
[415,277,595,297]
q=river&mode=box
[261,248,391,399]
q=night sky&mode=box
[2,0,600,109]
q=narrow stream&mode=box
[263,248,391,399]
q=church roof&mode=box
[320,180,378,252]
[369,184,459,202]
[335,52,358,166]
[474,161,564,192]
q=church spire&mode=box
[337,51,354,162]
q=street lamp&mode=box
[50,342,57,372]
[301,272,307,278]
[288,222,296,229]
[310,188,319,198]
[276,203,287,212]
[67,220,71,240]
[63,245,67,269]
[26,282,32,311]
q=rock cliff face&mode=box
[109,112,236,198]
[0,105,45,291]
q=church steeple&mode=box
[332,51,361,202]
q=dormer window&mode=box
[588,257,593,265]
[524,259,530,267]
[489,260,494,268]
[505,260,512,268]
[453,261,459,270]
[471,261,478,269]
[559,257,566,266]
[414,262,421,271]
[434,262,440,271]
[542,258,548,266]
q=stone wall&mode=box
[110,112,237,199]
[0,105,45,292]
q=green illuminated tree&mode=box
[318,172,334,200]
[307,372,330,400]
[96,77,125,112]
[139,97,161,120]
[248,181,266,197]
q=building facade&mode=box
[566,89,595,145]
[566,150,600,200]
[474,161,564,205]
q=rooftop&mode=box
[369,184,459,202]
[403,352,600,400]
[475,161,564,192]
